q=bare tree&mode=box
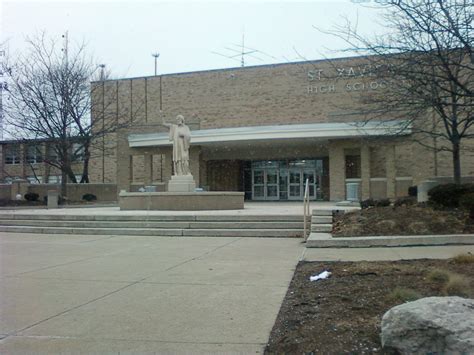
[323,0,473,184]
[2,33,125,195]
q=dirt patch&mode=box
[265,259,474,354]
[333,205,474,237]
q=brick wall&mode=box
[89,57,474,199]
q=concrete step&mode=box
[0,219,304,230]
[311,209,332,216]
[0,225,303,238]
[306,232,474,248]
[311,216,332,224]
[310,224,332,232]
[0,214,303,222]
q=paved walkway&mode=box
[0,201,358,216]
[0,232,302,353]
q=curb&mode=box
[306,233,474,248]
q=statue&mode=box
[160,111,191,176]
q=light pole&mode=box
[152,53,160,75]
[98,64,106,81]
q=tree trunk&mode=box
[60,170,67,197]
[80,143,91,183]
[65,167,77,184]
[452,141,461,185]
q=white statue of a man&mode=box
[160,111,191,176]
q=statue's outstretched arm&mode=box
[159,110,172,128]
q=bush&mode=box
[375,198,391,207]
[452,253,474,264]
[427,268,451,283]
[459,193,474,217]
[361,198,391,209]
[442,274,471,297]
[360,198,375,209]
[24,192,39,202]
[408,185,418,197]
[428,183,474,208]
[82,193,97,202]
[388,287,422,303]
[394,196,416,207]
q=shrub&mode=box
[375,198,391,207]
[394,196,416,207]
[442,274,471,297]
[388,287,422,303]
[452,253,474,264]
[428,183,474,208]
[82,193,97,202]
[427,268,451,283]
[24,192,39,202]
[459,193,474,218]
[408,185,418,197]
[360,198,375,209]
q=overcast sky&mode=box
[1,0,387,78]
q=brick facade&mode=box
[73,57,474,200]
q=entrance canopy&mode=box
[128,121,411,148]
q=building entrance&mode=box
[250,160,324,201]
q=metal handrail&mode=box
[303,178,310,241]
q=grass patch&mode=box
[427,268,451,283]
[388,287,422,303]
[443,274,471,297]
[452,253,474,264]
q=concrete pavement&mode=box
[2,228,474,354]
[0,232,302,354]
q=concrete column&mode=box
[360,144,371,200]
[329,142,345,201]
[386,145,396,199]
[162,148,173,185]
[189,147,201,187]
[144,153,152,185]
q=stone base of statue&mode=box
[167,174,196,192]
[118,190,244,210]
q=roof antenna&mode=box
[211,30,276,67]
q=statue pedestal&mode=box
[167,174,196,192]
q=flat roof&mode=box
[128,121,411,148]
[92,54,376,84]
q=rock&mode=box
[381,296,474,354]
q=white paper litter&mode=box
[309,270,332,281]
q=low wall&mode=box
[119,191,244,210]
[28,183,118,202]
[0,185,12,200]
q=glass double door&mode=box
[252,168,318,200]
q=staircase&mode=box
[310,209,333,233]
[0,213,304,238]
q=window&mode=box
[345,155,361,179]
[47,145,59,162]
[47,175,62,184]
[5,146,20,164]
[26,145,43,164]
[72,143,85,162]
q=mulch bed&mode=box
[333,205,474,237]
[265,259,474,354]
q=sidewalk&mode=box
[0,201,358,216]
[0,232,302,354]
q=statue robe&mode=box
[169,124,191,163]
